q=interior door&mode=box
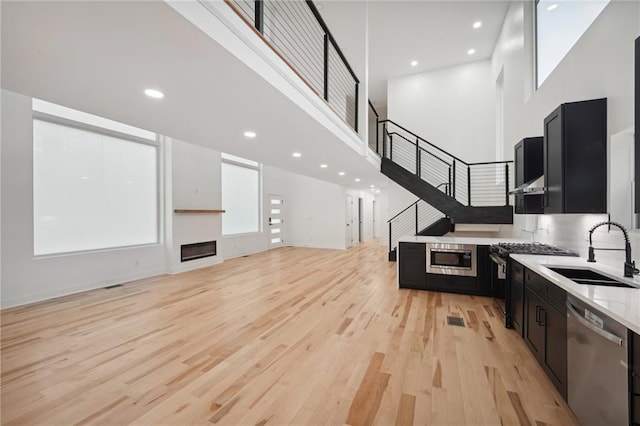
[346,195,354,247]
[358,197,363,243]
[268,195,284,249]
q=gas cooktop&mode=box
[489,242,578,260]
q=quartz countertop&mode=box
[510,254,640,335]
[397,235,525,246]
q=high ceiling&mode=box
[1,1,385,191]
[1,1,510,192]
[318,0,511,109]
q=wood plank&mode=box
[0,241,578,425]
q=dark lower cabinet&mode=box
[544,303,567,399]
[525,287,545,358]
[425,273,479,294]
[398,242,426,289]
[510,261,525,336]
[524,269,567,400]
[631,331,640,425]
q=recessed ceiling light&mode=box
[467,49,476,55]
[355,178,361,182]
[320,164,328,168]
[473,21,482,29]
[81,176,89,180]
[370,184,375,188]
[547,4,558,11]
[144,88,164,99]
[292,152,302,158]
[243,131,256,138]
[411,60,418,67]
[339,172,345,176]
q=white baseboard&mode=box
[1,267,167,309]
[169,257,224,274]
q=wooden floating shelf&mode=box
[174,209,226,214]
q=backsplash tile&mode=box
[512,214,640,272]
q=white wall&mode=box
[387,59,496,162]
[286,173,348,250]
[1,89,376,308]
[1,90,168,308]
[492,0,640,269]
[169,139,223,273]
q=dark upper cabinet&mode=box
[514,137,543,214]
[543,98,607,214]
[635,36,639,213]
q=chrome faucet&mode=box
[587,221,639,278]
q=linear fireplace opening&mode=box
[181,240,217,262]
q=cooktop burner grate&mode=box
[490,242,578,259]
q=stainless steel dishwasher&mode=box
[567,296,628,425]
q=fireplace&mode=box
[181,241,217,262]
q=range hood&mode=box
[510,175,545,195]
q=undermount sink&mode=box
[547,267,638,289]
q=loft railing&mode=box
[228,0,359,132]
[387,199,445,254]
[368,100,379,155]
[379,119,513,207]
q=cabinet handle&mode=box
[539,309,546,326]
[535,306,541,324]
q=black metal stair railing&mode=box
[387,199,446,255]
[379,119,513,207]
[227,0,359,132]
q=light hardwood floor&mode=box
[1,240,578,425]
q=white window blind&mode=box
[33,119,158,255]
[221,159,260,235]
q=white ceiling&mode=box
[318,0,510,108]
[1,1,386,191]
[1,1,510,193]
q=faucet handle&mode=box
[587,246,596,263]
[624,260,639,278]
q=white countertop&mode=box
[398,235,525,245]
[510,254,640,334]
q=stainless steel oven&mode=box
[426,243,477,277]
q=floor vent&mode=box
[181,241,217,262]
[447,316,465,327]
[104,284,123,289]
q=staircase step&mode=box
[381,158,513,225]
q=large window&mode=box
[33,102,158,255]
[221,153,260,235]
[536,0,610,88]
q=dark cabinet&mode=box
[525,287,545,358]
[514,137,543,214]
[398,242,426,289]
[543,98,607,214]
[544,304,567,398]
[631,331,640,424]
[510,261,525,336]
[524,269,568,399]
[635,36,639,214]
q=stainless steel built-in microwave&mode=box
[426,243,477,277]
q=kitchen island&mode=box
[397,235,522,295]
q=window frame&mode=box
[32,111,161,257]
[534,0,610,89]
[221,154,262,236]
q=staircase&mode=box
[380,120,514,260]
